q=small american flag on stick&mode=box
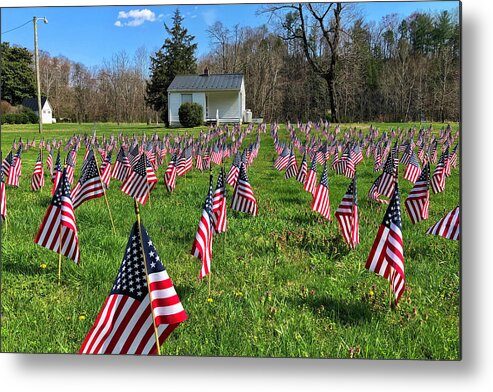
[335,175,359,248]
[79,221,187,354]
[426,206,459,240]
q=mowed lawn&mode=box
[0,122,460,359]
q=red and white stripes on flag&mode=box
[365,184,405,305]
[377,152,397,198]
[212,168,227,233]
[71,150,105,209]
[164,156,177,193]
[427,206,460,240]
[405,163,430,224]
[7,146,22,187]
[31,150,45,191]
[311,162,331,221]
[100,151,112,188]
[34,168,80,265]
[79,222,187,354]
[304,158,317,196]
[431,152,446,194]
[191,174,215,279]
[403,151,421,184]
[231,162,258,216]
[226,153,241,187]
[120,154,150,205]
[296,152,308,184]
[335,176,359,248]
[112,147,131,182]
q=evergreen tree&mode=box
[146,9,197,124]
[1,42,36,105]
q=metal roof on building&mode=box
[21,97,49,112]
[168,74,244,91]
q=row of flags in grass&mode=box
[2,124,262,354]
[270,122,460,305]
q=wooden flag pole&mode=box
[134,199,161,356]
[92,148,116,234]
[208,165,213,299]
[58,224,62,286]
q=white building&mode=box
[167,70,246,127]
[22,97,54,124]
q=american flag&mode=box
[405,162,430,224]
[0,167,6,220]
[226,152,241,188]
[100,150,112,188]
[449,143,458,168]
[65,150,76,185]
[145,156,158,191]
[34,168,80,264]
[2,150,13,178]
[274,145,290,171]
[51,150,63,196]
[365,184,405,304]
[7,145,22,187]
[304,157,318,196]
[403,151,421,184]
[79,221,187,354]
[284,149,298,179]
[374,145,382,172]
[164,154,177,193]
[311,162,331,221]
[192,174,215,279]
[212,167,227,234]
[377,150,397,198]
[431,151,446,194]
[112,146,131,182]
[351,143,363,166]
[231,162,258,216]
[120,154,151,205]
[31,150,45,191]
[46,149,54,176]
[427,206,460,240]
[296,152,308,184]
[176,147,192,177]
[71,150,105,209]
[335,175,359,248]
[195,152,204,172]
[128,144,140,167]
[211,143,223,165]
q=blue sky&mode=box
[1,2,459,68]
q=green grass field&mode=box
[0,121,460,359]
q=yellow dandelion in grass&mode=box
[40,263,47,269]
[369,290,374,297]
[79,314,86,321]
[234,290,243,298]
[207,297,213,304]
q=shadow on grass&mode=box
[292,295,373,326]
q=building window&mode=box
[181,94,192,104]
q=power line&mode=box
[1,19,32,36]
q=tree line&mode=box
[0,3,459,125]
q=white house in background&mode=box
[167,69,246,127]
[22,97,54,124]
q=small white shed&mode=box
[167,70,246,127]
[22,97,54,124]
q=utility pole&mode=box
[33,16,48,134]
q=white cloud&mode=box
[202,9,216,26]
[115,8,157,27]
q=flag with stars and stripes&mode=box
[31,150,45,191]
[405,163,430,224]
[377,150,397,198]
[311,161,331,221]
[284,149,298,179]
[100,150,112,188]
[34,168,80,265]
[304,157,317,196]
[365,184,405,305]
[274,145,290,171]
[2,150,13,178]
[226,152,241,187]
[212,167,227,233]
[71,150,105,209]
[231,162,258,216]
[192,173,215,279]
[335,175,359,248]
[426,206,460,240]
[65,149,76,185]
[431,151,446,194]
[403,151,421,184]
[51,150,63,196]
[296,151,308,184]
[120,154,151,205]
[112,146,131,182]
[79,221,187,354]
[164,154,177,193]
[7,145,22,187]
[46,149,54,176]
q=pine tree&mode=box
[146,9,197,124]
